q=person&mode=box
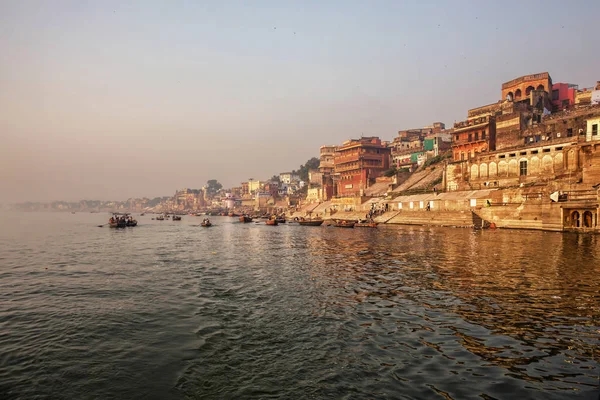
[426,203,431,211]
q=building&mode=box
[248,180,261,194]
[424,133,452,157]
[502,72,552,103]
[319,145,336,174]
[452,115,496,161]
[551,83,578,111]
[334,137,391,197]
[587,117,600,142]
[241,182,249,196]
[279,172,299,185]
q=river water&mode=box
[0,212,599,399]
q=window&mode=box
[567,128,573,137]
[593,124,598,136]
[475,132,479,141]
[482,130,486,140]
[468,133,472,141]
[520,160,527,176]
[552,89,559,101]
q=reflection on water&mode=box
[0,212,599,399]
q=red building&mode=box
[551,83,577,111]
[334,137,391,197]
[452,116,496,161]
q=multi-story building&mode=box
[502,72,552,103]
[551,83,578,111]
[319,145,336,174]
[334,137,391,197]
[452,116,496,161]
[279,172,299,185]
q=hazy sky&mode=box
[1,0,599,202]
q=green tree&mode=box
[206,179,223,194]
[297,157,320,182]
[384,167,398,177]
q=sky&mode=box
[1,0,599,203]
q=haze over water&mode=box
[1,212,599,399]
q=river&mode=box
[0,212,599,399]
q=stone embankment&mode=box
[296,185,598,233]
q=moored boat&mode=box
[298,219,324,226]
[355,221,378,228]
[334,220,355,228]
[172,215,182,221]
[239,215,253,223]
[265,219,278,226]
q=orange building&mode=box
[334,137,391,197]
[502,72,552,103]
[452,116,496,161]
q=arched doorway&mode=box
[583,211,593,228]
[537,84,544,91]
[515,89,522,100]
[526,86,535,96]
[506,92,514,101]
[571,211,580,228]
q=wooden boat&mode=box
[265,219,278,226]
[298,219,324,226]
[334,220,355,228]
[156,215,165,221]
[109,221,127,228]
[239,215,253,223]
[355,221,378,228]
[172,215,182,221]
[275,217,286,224]
[201,221,212,227]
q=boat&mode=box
[201,219,212,227]
[109,220,127,228]
[334,220,355,228]
[274,216,286,224]
[156,215,165,221]
[239,215,253,223]
[140,213,145,216]
[355,220,378,228]
[172,215,182,221]
[298,219,324,226]
[265,219,278,226]
[108,213,137,228]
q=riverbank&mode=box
[303,185,599,233]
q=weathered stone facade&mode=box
[501,72,552,102]
[451,115,496,161]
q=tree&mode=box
[206,179,223,194]
[383,167,398,177]
[270,175,281,183]
[297,157,320,182]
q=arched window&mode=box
[515,89,522,100]
[526,86,535,96]
[571,211,580,228]
[506,92,514,101]
[536,84,544,91]
[583,211,593,228]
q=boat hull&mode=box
[298,220,324,226]
[355,223,378,228]
[239,216,253,223]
